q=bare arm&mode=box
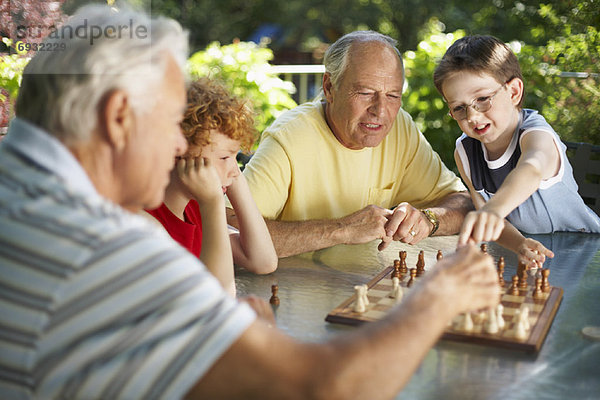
[178,157,236,296]
[495,223,554,268]
[459,130,560,244]
[186,245,500,400]
[226,172,278,273]
[454,151,553,267]
[198,196,236,296]
[239,205,393,258]
[481,130,560,217]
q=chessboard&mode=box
[325,250,563,353]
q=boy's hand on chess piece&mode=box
[176,156,223,206]
[517,238,554,269]
[240,295,276,326]
[458,209,505,246]
[425,244,500,316]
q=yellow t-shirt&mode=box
[244,101,465,221]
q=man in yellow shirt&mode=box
[232,31,472,257]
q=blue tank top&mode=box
[456,109,600,234]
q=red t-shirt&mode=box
[145,200,203,257]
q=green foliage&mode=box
[0,38,31,126]
[518,5,600,144]
[0,40,29,101]
[402,8,600,173]
[187,41,297,141]
[402,20,464,170]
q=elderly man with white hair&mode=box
[0,6,499,399]
[234,31,473,257]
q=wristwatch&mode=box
[420,209,439,237]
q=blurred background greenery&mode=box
[2,0,599,170]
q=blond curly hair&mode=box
[181,78,256,153]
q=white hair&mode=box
[323,30,404,90]
[16,4,188,145]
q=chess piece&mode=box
[514,310,528,340]
[480,243,487,253]
[407,268,417,287]
[361,284,369,306]
[541,268,550,292]
[484,307,499,334]
[269,284,280,307]
[399,251,408,274]
[416,250,425,276]
[389,276,400,298]
[436,250,443,261]
[393,285,403,304]
[496,303,505,330]
[463,312,474,332]
[392,260,401,279]
[510,275,520,295]
[517,261,528,289]
[389,277,403,303]
[497,257,505,287]
[533,277,543,298]
[476,310,487,324]
[353,285,368,313]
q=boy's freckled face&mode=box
[442,71,519,147]
[191,130,241,192]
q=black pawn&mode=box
[269,284,280,307]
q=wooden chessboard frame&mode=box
[326,266,564,353]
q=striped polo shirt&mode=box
[0,118,255,399]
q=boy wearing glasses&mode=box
[434,35,600,267]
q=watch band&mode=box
[420,209,439,237]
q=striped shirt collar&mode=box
[4,117,100,199]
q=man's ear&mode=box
[100,89,134,152]
[507,77,524,106]
[322,72,334,103]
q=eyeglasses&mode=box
[447,83,506,120]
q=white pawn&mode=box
[463,312,474,332]
[361,284,370,306]
[484,307,499,334]
[353,285,367,313]
[514,309,528,340]
[496,304,505,330]
[392,278,403,303]
[389,277,400,298]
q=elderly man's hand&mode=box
[378,203,432,250]
[340,205,393,245]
